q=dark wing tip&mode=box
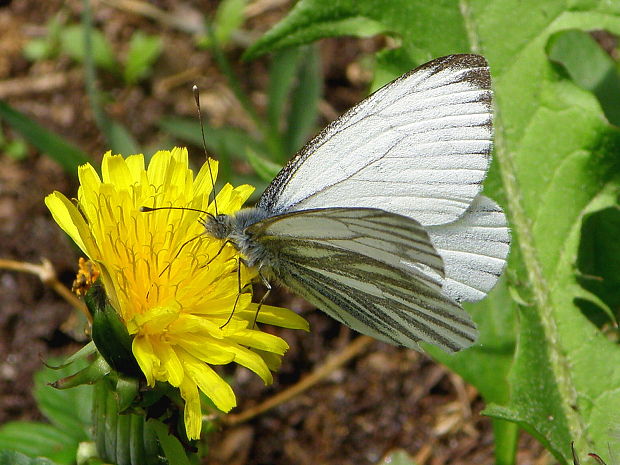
[412,54,491,90]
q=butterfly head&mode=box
[203,213,234,240]
[202,207,274,269]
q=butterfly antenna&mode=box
[140,205,214,219]
[193,85,219,216]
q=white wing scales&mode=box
[427,195,510,303]
[247,208,478,352]
[257,54,493,227]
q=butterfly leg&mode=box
[205,239,231,266]
[220,256,253,329]
[250,270,272,329]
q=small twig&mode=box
[223,335,375,425]
[0,258,91,324]
[413,441,434,465]
[100,0,205,35]
[153,67,203,96]
[244,0,291,18]
[0,71,81,99]
[448,372,472,419]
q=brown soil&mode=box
[0,1,546,464]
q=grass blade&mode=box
[0,100,89,172]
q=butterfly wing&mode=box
[247,207,478,352]
[427,195,510,303]
[257,54,493,227]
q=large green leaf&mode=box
[0,423,76,464]
[428,280,519,465]
[0,359,92,464]
[547,29,620,126]
[0,450,59,465]
[245,1,620,464]
[577,206,620,323]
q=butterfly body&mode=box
[203,54,510,353]
[204,207,273,269]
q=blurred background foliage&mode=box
[1,0,324,195]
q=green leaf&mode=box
[0,423,76,464]
[60,24,117,72]
[0,100,90,173]
[23,15,63,61]
[245,11,388,60]
[108,120,141,156]
[244,1,469,61]
[159,116,267,182]
[0,450,59,465]
[0,359,93,464]
[4,138,29,160]
[149,420,192,465]
[576,206,620,324]
[247,2,620,465]
[213,0,248,46]
[34,359,92,441]
[547,29,620,126]
[245,147,282,182]
[284,44,322,155]
[266,46,303,159]
[123,32,163,85]
[427,280,519,465]
[23,39,54,61]
[159,117,263,158]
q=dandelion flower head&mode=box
[45,147,308,438]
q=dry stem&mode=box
[223,335,375,425]
[0,258,90,323]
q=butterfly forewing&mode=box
[257,54,493,227]
[247,207,478,352]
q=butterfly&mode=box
[204,54,510,353]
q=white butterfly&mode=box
[204,54,510,352]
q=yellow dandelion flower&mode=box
[45,147,308,439]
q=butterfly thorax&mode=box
[203,207,274,269]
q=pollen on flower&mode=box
[72,257,100,296]
[45,147,309,439]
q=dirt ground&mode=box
[0,1,547,464]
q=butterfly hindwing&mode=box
[247,207,478,352]
[427,195,510,302]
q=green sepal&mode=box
[92,379,170,465]
[50,355,111,389]
[114,377,140,413]
[43,342,98,371]
[85,283,141,377]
